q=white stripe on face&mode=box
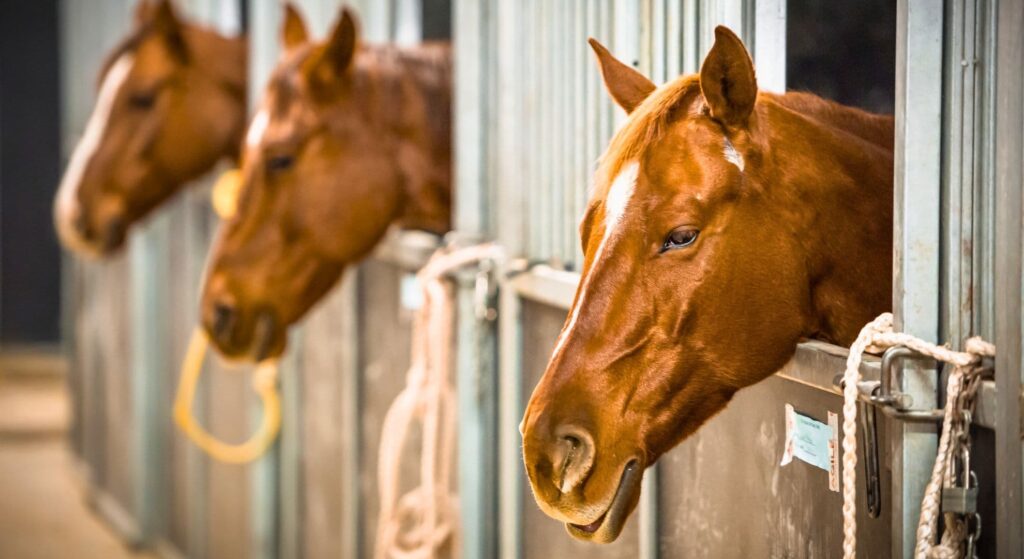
[246,109,269,149]
[55,54,136,250]
[550,162,639,361]
[723,136,744,171]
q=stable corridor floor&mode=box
[0,350,153,559]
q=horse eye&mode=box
[129,93,156,109]
[662,228,699,252]
[266,155,295,173]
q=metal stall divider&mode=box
[992,0,1024,554]
[61,0,153,546]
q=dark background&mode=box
[0,0,63,345]
[787,0,897,114]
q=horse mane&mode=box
[350,42,453,153]
[594,75,702,196]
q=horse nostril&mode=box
[551,425,596,494]
[103,215,126,250]
[211,301,238,341]
[72,211,91,239]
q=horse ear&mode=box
[151,0,189,62]
[133,0,154,25]
[281,3,309,51]
[699,26,757,127]
[312,7,359,82]
[588,38,655,114]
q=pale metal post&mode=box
[454,1,500,558]
[892,1,944,557]
[994,0,1024,555]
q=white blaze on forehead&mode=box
[55,54,136,247]
[723,136,744,171]
[246,109,270,149]
[550,162,639,361]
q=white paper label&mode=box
[781,404,840,492]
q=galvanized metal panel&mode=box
[356,260,421,558]
[660,375,894,558]
[993,0,1024,555]
[892,1,944,556]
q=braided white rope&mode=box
[374,243,504,559]
[841,313,995,559]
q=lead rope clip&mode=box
[174,326,282,464]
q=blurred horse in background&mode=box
[521,27,893,543]
[54,0,247,256]
[200,4,452,361]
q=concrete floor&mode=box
[0,350,154,559]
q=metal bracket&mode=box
[874,346,994,423]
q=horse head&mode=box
[521,27,893,543]
[200,4,451,360]
[55,0,247,256]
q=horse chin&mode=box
[564,459,643,544]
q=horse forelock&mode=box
[593,76,702,199]
[97,18,245,95]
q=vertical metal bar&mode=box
[974,0,997,341]
[666,0,682,78]
[393,0,422,46]
[279,330,303,559]
[454,0,487,237]
[454,1,500,558]
[498,286,523,559]
[130,212,171,547]
[893,1,944,556]
[753,0,785,93]
[681,0,700,75]
[338,273,363,559]
[572,0,587,270]
[993,0,1024,555]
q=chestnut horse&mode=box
[200,5,451,361]
[55,0,247,256]
[521,27,893,543]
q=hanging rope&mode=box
[174,328,282,464]
[840,312,995,559]
[374,243,503,559]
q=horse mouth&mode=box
[565,459,641,543]
[207,309,285,362]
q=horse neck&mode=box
[183,25,248,161]
[759,95,895,344]
[352,43,453,234]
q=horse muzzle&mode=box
[202,298,285,362]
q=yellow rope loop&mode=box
[173,328,281,464]
[211,169,242,220]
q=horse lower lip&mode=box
[571,513,605,533]
[251,312,276,360]
[566,460,639,540]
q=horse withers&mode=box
[199,4,452,361]
[54,0,246,257]
[521,27,894,543]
